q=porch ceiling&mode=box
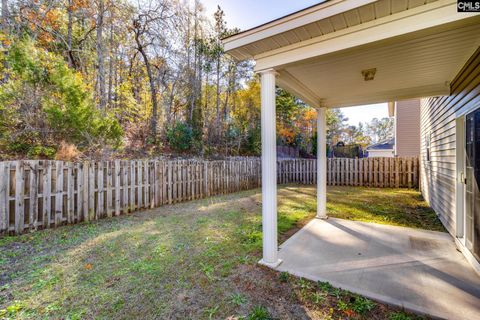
[223,0,480,108]
[276,21,480,108]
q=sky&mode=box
[201,0,389,125]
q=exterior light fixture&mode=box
[361,68,377,81]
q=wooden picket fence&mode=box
[0,157,418,236]
[278,157,419,188]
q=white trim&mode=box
[276,70,322,108]
[223,0,377,51]
[317,108,328,219]
[455,237,480,277]
[455,115,465,239]
[260,70,280,266]
[257,68,278,76]
[259,258,283,268]
[254,1,479,71]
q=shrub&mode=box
[166,121,193,152]
[0,37,123,158]
[55,142,81,161]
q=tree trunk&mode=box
[107,15,114,108]
[215,56,221,137]
[96,0,106,111]
[135,36,158,139]
[1,0,8,31]
[66,0,75,68]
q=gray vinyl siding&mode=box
[420,48,480,235]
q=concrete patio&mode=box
[276,218,480,320]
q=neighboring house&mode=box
[389,99,421,157]
[366,138,395,157]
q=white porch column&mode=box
[259,69,281,268]
[317,107,328,219]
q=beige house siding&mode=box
[420,48,480,236]
[395,100,420,157]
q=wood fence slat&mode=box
[15,161,25,234]
[67,162,74,223]
[88,162,95,220]
[28,162,38,230]
[43,161,52,227]
[106,161,113,218]
[114,160,121,216]
[82,162,89,221]
[76,162,83,223]
[0,162,8,234]
[54,161,63,227]
[122,161,128,212]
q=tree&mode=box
[326,109,349,145]
[213,5,225,139]
[96,0,107,110]
[0,38,122,158]
[2,0,8,31]
[131,0,172,141]
[367,117,394,143]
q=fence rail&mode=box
[0,157,418,236]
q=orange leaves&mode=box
[38,32,54,46]
[70,0,90,11]
[303,108,317,121]
[278,125,296,144]
[0,33,11,47]
[84,263,93,270]
[21,5,62,47]
[343,309,356,317]
[44,9,61,30]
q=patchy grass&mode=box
[325,186,445,231]
[0,186,432,319]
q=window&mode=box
[426,132,431,162]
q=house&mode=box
[389,99,421,157]
[223,0,480,317]
[366,99,421,158]
[365,137,395,157]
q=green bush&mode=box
[166,121,193,152]
[0,37,123,158]
[245,127,261,155]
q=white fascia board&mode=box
[223,0,377,52]
[254,0,479,71]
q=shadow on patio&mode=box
[276,217,480,320]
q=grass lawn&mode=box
[0,186,438,319]
[326,186,445,232]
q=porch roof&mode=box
[223,0,480,108]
